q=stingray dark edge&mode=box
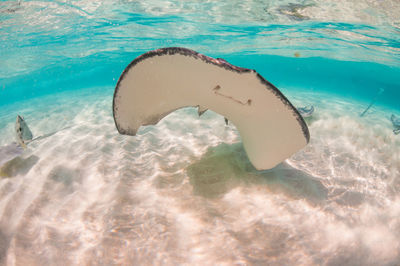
[113,47,310,142]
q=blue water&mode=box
[1,1,400,265]
[1,2,399,107]
[2,51,400,107]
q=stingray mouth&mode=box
[112,47,309,170]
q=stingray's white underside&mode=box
[113,48,309,170]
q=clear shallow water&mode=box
[0,0,400,265]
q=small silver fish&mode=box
[297,105,314,118]
[15,115,33,147]
[1,115,32,176]
[391,114,400,135]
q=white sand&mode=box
[0,87,399,265]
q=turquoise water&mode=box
[1,1,400,265]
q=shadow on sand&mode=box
[0,155,39,178]
[187,143,327,204]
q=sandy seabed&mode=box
[0,87,399,265]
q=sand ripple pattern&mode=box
[0,88,399,265]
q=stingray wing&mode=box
[113,47,309,170]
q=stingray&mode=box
[391,114,400,135]
[225,104,313,125]
[113,47,309,170]
[297,105,314,118]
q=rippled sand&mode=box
[0,87,399,265]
